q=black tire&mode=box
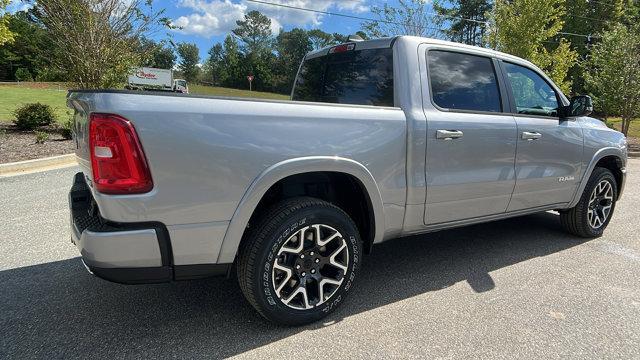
[560,167,617,238]
[237,197,363,326]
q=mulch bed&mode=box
[0,123,74,164]
[627,137,639,152]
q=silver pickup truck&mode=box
[67,36,627,325]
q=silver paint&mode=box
[67,36,627,269]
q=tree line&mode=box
[0,0,639,134]
[0,3,365,94]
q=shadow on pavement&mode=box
[1,212,588,358]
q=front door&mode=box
[500,62,583,211]
[423,49,517,225]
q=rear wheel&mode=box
[237,197,362,325]
[560,167,617,238]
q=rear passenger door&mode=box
[499,62,583,211]
[423,49,517,225]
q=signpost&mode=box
[247,75,254,91]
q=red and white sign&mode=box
[247,75,254,82]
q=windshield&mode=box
[177,80,187,87]
[292,47,394,107]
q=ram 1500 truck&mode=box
[67,36,627,325]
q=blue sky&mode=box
[159,0,394,60]
[8,0,411,61]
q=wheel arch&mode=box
[216,156,385,264]
[569,147,626,207]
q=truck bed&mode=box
[67,89,407,266]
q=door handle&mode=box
[522,131,542,141]
[436,130,464,140]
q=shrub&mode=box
[35,131,50,144]
[58,118,73,140]
[13,103,57,130]
[605,121,615,130]
[14,68,33,82]
[35,68,68,82]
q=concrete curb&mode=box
[0,154,77,176]
[629,151,640,158]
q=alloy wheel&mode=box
[587,180,614,229]
[271,224,349,310]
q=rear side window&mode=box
[428,50,502,113]
[292,47,394,107]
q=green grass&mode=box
[605,118,640,139]
[0,83,289,124]
[188,84,289,100]
[0,83,69,123]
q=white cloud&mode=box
[173,0,248,37]
[6,0,33,13]
[172,0,369,38]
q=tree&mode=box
[564,0,626,41]
[223,35,243,88]
[0,10,62,81]
[232,10,272,55]
[362,0,437,38]
[151,46,177,69]
[332,33,350,43]
[563,0,634,94]
[275,28,312,92]
[33,0,166,88]
[308,29,335,50]
[433,0,491,46]
[487,0,578,94]
[0,0,14,46]
[138,38,176,69]
[583,24,640,136]
[204,43,226,85]
[14,67,32,81]
[147,42,176,70]
[177,42,200,82]
[231,10,275,91]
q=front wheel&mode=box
[237,197,362,325]
[560,167,618,238]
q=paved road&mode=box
[2,162,639,359]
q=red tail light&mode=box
[89,113,153,194]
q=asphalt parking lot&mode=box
[2,161,639,359]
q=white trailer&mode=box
[127,67,189,93]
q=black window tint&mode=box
[292,48,394,107]
[428,50,502,113]
[504,62,559,117]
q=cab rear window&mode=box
[292,47,394,107]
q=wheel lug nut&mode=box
[315,258,320,263]
[300,254,305,259]
[310,251,314,256]
[301,272,306,277]
[311,269,316,274]
[296,265,300,269]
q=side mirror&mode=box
[565,95,594,117]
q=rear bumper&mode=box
[69,173,229,284]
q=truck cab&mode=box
[173,79,188,94]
